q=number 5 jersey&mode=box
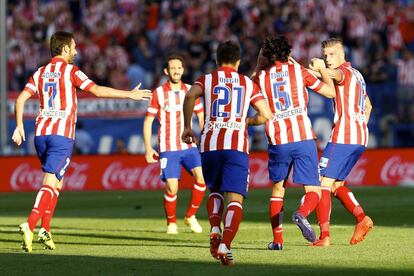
[255,61,324,145]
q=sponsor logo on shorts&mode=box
[319,157,329,168]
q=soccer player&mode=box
[253,35,336,250]
[182,41,272,265]
[12,31,152,253]
[309,38,373,247]
[143,55,206,235]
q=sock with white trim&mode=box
[334,186,365,223]
[185,182,206,218]
[221,201,243,249]
[27,185,54,232]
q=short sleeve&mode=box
[194,75,205,93]
[23,76,37,95]
[71,66,96,92]
[336,67,346,86]
[194,97,203,114]
[302,67,323,92]
[146,89,159,117]
[250,82,264,107]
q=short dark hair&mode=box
[216,41,241,66]
[50,31,74,57]
[262,35,291,63]
[165,54,185,69]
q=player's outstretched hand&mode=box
[145,147,159,163]
[130,83,152,101]
[181,127,196,145]
[12,126,25,146]
[309,58,326,72]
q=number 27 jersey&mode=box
[194,66,264,153]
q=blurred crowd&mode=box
[5,0,414,147]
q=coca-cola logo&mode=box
[10,161,89,191]
[249,158,270,188]
[347,157,367,185]
[102,162,161,190]
[11,163,43,191]
[64,162,89,190]
[381,156,414,184]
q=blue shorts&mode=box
[268,140,320,186]
[201,150,249,197]
[319,142,365,181]
[159,147,202,181]
[34,135,74,181]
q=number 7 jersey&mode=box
[22,57,96,140]
[194,66,264,153]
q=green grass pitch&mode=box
[0,187,413,275]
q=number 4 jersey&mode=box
[22,57,96,140]
[255,61,324,145]
[194,66,264,153]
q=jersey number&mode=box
[272,81,291,111]
[356,80,366,112]
[43,82,57,109]
[212,85,244,118]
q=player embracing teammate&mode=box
[309,38,373,246]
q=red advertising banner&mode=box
[1,149,413,192]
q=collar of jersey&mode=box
[163,80,186,92]
[218,66,237,73]
[50,57,67,64]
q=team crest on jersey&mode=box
[75,70,88,81]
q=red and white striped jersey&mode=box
[23,57,96,140]
[330,62,369,146]
[146,81,203,152]
[255,62,324,145]
[195,66,264,153]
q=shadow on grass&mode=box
[0,253,412,275]
[1,187,414,227]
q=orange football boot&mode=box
[350,216,373,245]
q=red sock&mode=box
[206,193,224,232]
[334,186,365,223]
[316,187,331,239]
[221,201,243,249]
[163,192,177,224]
[185,182,206,218]
[269,196,284,244]
[41,188,61,232]
[298,191,320,217]
[27,185,54,232]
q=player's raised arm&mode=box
[309,58,336,98]
[182,85,203,144]
[88,83,152,100]
[12,90,32,146]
